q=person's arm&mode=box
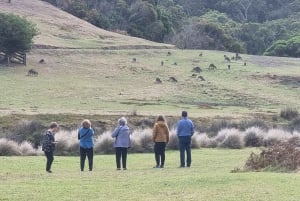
[111,126,120,138]
[190,120,195,136]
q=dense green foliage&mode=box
[0,13,37,58]
[42,0,300,56]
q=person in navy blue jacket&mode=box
[78,119,94,171]
[111,117,131,170]
[176,111,194,168]
[42,122,59,173]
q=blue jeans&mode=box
[178,136,191,167]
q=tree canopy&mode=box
[0,13,37,62]
[43,0,300,57]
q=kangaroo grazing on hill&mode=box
[208,64,217,70]
[28,69,38,76]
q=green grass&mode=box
[1,49,300,119]
[1,149,299,201]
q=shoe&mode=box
[116,168,121,170]
[123,168,127,170]
[153,165,159,168]
[186,165,190,168]
[46,170,52,173]
[160,165,164,168]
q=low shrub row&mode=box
[1,127,299,156]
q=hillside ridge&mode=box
[0,0,173,49]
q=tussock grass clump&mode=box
[245,142,300,172]
[198,133,218,148]
[55,130,79,155]
[166,128,178,150]
[263,129,291,146]
[217,128,244,149]
[94,131,115,154]
[206,119,233,137]
[191,132,201,149]
[130,128,153,153]
[244,127,264,147]
[288,117,300,132]
[239,119,268,130]
[280,107,299,120]
[19,141,42,156]
[0,138,21,156]
[13,120,45,148]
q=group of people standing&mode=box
[41,111,194,173]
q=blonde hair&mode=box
[81,119,91,128]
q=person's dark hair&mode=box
[49,122,58,129]
[182,111,188,117]
[156,115,166,122]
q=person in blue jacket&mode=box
[176,111,194,168]
[111,117,131,170]
[78,119,94,171]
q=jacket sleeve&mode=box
[166,126,170,143]
[111,127,119,138]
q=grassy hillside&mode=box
[0,0,300,120]
[0,0,172,49]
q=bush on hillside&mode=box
[12,120,45,148]
[239,118,268,130]
[130,129,153,153]
[288,117,300,132]
[206,119,235,137]
[0,138,21,156]
[94,131,115,154]
[244,127,264,147]
[19,141,42,156]
[166,128,178,150]
[55,130,79,155]
[199,133,218,148]
[217,128,244,149]
[191,133,201,149]
[280,107,299,120]
[263,129,291,146]
[245,142,300,171]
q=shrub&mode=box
[94,131,115,154]
[280,107,299,120]
[263,129,291,146]
[55,130,79,156]
[239,118,268,130]
[12,120,45,148]
[244,127,264,147]
[166,128,178,150]
[288,117,300,132]
[245,142,300,172]
[130,129,153,153]
[288,131,300,147]
[199,134,218,148]
[217,128,244,149]
[206,119,233,137]
[19,141,41,156]
[0,138,21,156]
[191,132,201,149]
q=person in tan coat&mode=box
[152,115,169,168]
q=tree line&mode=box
[21,0,300,57]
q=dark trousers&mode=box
[44,151,54,171]
[115,147,128,169]
[154,142,166,166]
[179,136,192,167]
[80,147,94,171]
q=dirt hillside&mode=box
[0,0,173,49]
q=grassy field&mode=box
[1,0,300,119]
[0,149,299,201]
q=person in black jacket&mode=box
[42,122,59,173]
